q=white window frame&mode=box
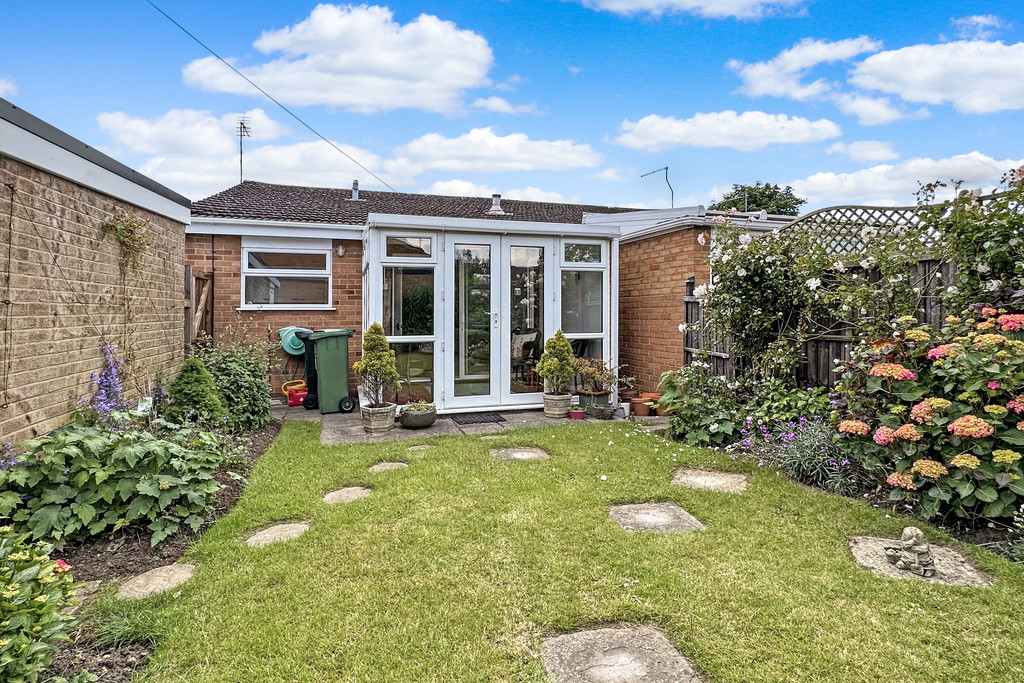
[559,238,609,362]
[380,231,437,264]
[560,239,606,267]
[239,237,334,311]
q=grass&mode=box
[85,421,1024,682]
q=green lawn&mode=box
[88,421,1024,682]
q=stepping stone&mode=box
[408,444,433,451]
[542,625,702,683]
[491,446,549,461]
[324,487,372,504]
[116,564,194,600]
[609,502,705,533]
[672,468,748,493]
[848,536,993,587]
[369,461,408,472]
[246,523,309,547]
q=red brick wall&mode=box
[185,234,363,398]
[618,228,710,393]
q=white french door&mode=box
[442,235,501,409]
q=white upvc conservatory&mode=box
[364,213,620,413]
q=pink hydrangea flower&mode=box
[873,426,896,446]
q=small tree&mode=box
[353,322,399,408]
[536,330,574,395]
[708,182,807,216]
[164,358,227,425]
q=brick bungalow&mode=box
[188,181,791,412]
[0,97,191,443]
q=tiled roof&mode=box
[191,181,638,225]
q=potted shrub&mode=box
[568,406,587,420]
[571,357,611,415]
[535,330,575,418]
[399,400,436,429]
[352,322,400,434]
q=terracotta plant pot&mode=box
[630,397,651,417]
[361,403,396,434]
[543,392,572,418]
[569,408,587,420]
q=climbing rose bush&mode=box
[834,307,1024,520]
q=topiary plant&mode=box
[352,322,399,408]
[163,358,227,425]
[536,330,575,396]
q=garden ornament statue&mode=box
[884,526,936,577]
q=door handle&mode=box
[492,308,499,328]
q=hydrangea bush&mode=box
[0,526,77,681]
[834,309,1024,519]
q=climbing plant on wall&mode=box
[102,209,151,385]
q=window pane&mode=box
[454,245,491,397]
[247,251,327,271]
[386,236,431,258]
[564,243,602,263]
[570,338,603,360]
[561,270,603,333]
[510,246,544,394]
[383,267,433,336]
[244,277,329,305]
[393,342,434,403]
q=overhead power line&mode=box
[144,0,395,191]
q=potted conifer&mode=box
[535,330,575,418]
[353,322,400,434]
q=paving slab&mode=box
[671,468,748,494]
[324,486,372,504]
[246,523,310,547]
[116,564,194,600]
[491,446,550,461]
[848,536,993,587]
[609,503,705,533]
[369,461,408,472]
[542,625,702,682]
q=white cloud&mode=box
[851,41,1024,114]
[589,168,633,183]
[831,93,927,126]
[504,187,575,203]
[0,77,16,98]
[181,4,493,113]
[393,127,603,173]
[826,140,899,162]
[614,110,841,152]
[581,0,806,20]
[951,15,1008,41]
[421,179,497,197]
[471,97,539,115]
[493,74,524,91]
[97,108,288,158]
[728,36,881,100]
[789,151,1024,206]
[568,65,584,75]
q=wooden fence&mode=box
[682,259,957,388]
[183,266,213,352]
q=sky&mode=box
[2,0,1022,211]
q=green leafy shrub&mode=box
[834,308,1024,519]
[0,526,77,681]
[0,419,228,546]
[535,330,574,395]
[163,358,227,426]
[745,380,831,423]
[353,323,399,408]
[194,339,272,433]
[658,360,739,446]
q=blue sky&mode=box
[2,0,1022,210]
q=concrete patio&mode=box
[270,403,664,445]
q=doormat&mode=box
[450,412,507,425]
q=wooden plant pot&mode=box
[543,393,572,418]
[361,403,396,434]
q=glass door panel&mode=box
[508,246,544,394]
[454,244,492,397]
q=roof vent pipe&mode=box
[352,180,359,201]
[487,193,506,215]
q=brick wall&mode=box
[185,234,363,398]
[618,228,710,393]
[0,154,186,443]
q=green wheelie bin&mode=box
[309,329,356,414]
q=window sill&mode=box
[236,306,337,312]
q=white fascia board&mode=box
[1,118,190,224]
[367,213,620,238]
[583,206,705,225]
[621,217,786,243]
[188,216,364,240]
